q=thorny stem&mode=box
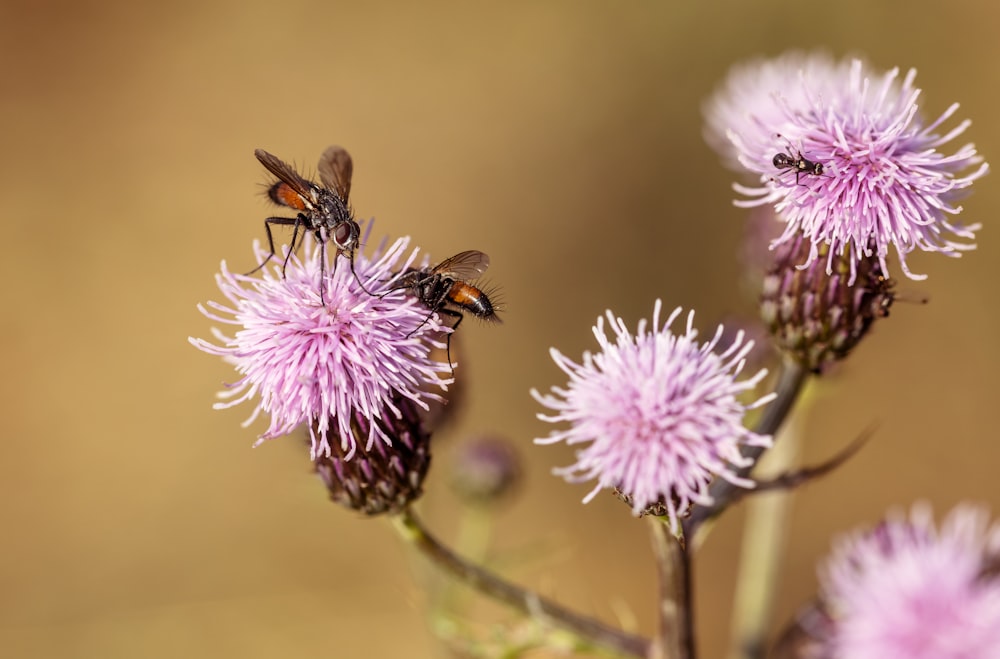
[394,507,651,658]
[682,358,810,540]
[650,520,695,659]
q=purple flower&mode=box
[531,300,775,531]
[705,53,988,282]
[190,225,453,461]
[817,503,1000,659]
[704,51,849,169]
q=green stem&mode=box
[393,507,652,658]
[726,403,805,659]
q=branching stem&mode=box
[393,507,652,657]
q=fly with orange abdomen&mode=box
[248,146,373,302]
[390,250,500,370]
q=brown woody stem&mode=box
[651,520,695,659]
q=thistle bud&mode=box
[760,234,895,373]
[314,396,432,516]
[449,435,521,505]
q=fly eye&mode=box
[334,222,357,250]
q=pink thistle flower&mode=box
[190,225,453,461]
[704,51,849,169]
[706,53,989,282]
[817,503,1000,659]
[531,300,775,531]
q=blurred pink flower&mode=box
[704,51,848,169]
[190,227,452,460]
[817,503,1000,659]
[532,300,775,531]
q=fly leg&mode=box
[245,215,302,276]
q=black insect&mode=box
[392,250,500,368]
[772,136,825,185]
[248,146,372,301]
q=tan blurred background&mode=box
[2,1,998,657]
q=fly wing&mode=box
[433,250,490,280]
[254,149,314,200]
[317,145,353,203]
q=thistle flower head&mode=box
[190,225,453,461]
[531,300,775,532]
[706,53,988,282]
[816,503,1000,658]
